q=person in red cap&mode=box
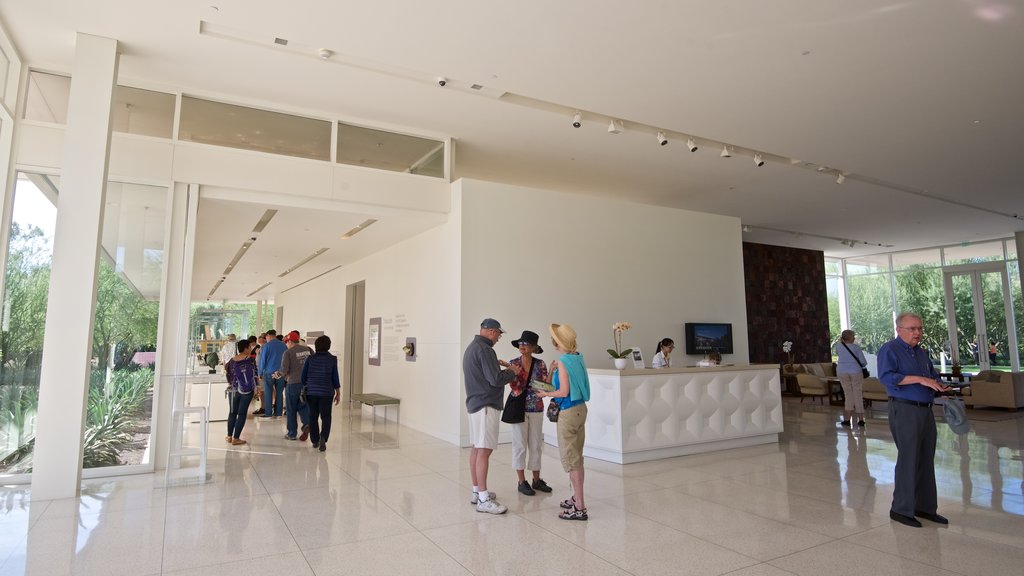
[280,330,312,441]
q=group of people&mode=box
[832,312,953,528]
[463,318,591,521]
[222,329,342,452]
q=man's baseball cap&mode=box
[480,318,505,333]
[285,330,301,342]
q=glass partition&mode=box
[0,173,58,477]
[846,273,892,354]
[846,254,890,276]
[113,86,176,138]
[337,122,445,177]
[83,181,167,470]
[22,71,70,124]
[0,46,9,105]
[892,248,940,270]
[943,241,1004,265]
[179,96,332,161]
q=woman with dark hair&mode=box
[651,338,675,368]
[225,339,257,446]
[504,330,551,496]
[301,335,341,452]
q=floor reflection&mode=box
[0,397,1021,576]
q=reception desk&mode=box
[543,364,782,464]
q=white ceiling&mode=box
[3,1,1023,301]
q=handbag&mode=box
[501,390,527,424]
[546,400,561,422]
[841,341,870,378]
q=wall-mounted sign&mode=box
[368,317,381,366]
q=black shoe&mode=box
[914,510,948,525]
[318,440,326,452]
[518,481,535,496]
[857,419,865,427]
[531,478,553,493]
[840,420,851,427]
[889,510,922,528]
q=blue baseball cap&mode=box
[480,318,505,333]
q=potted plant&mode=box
[782,341,794,371]
[607,322,633,369]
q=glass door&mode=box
[943,263,1019,372]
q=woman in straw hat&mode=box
[536,323,591,520]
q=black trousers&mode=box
[306,394,334,445]
[888,400,938,517]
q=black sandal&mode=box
[559,506,588,521]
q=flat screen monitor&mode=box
[684,323,734,355]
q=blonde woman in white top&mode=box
[651,338,674,368]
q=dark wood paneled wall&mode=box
[743,242,831,365]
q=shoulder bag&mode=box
[546,400,560,422]
[501,360,529,424]
[841,341,870,378]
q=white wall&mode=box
[458,178,749,371]
[274,185,463,443]
[279,178,749,447]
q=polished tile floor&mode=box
[1,399,1023,576]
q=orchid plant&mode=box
[782,340,794,365]
[608,322,633,359]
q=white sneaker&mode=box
[470,491,496,505]
[476,498,507,514]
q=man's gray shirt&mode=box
[463,334,515,413]
[281,344,312,385]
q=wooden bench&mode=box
[350,393,400,445]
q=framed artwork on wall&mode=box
[368,317,381,366]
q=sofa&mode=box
[963,370,1024,411]
[862,377,888,403]
[790,362,836,403]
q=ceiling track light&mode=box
[571,111,582,128]
[720,145,732,158]
[754,154,765,167]
[317,48,333,60]
[687,138,698,152]
[607,119,623,134]
[742,225,751,233]
[836,172,846,184]
[656,131,668,146]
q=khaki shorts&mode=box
[468,406,500,450]
[557,403,587,472]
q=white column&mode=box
[152,182,197,471]
[31,34,118,500]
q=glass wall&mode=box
[83,181,167,470]
[839,239,1021,368]
[0,173,58,476]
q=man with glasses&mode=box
[463,318,521,514]
[878,312,952,528]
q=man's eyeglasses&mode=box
[899,326,924,332]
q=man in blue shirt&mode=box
[257,329,288,417]
[877,312,951,528]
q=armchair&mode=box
[795,373,828,404]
